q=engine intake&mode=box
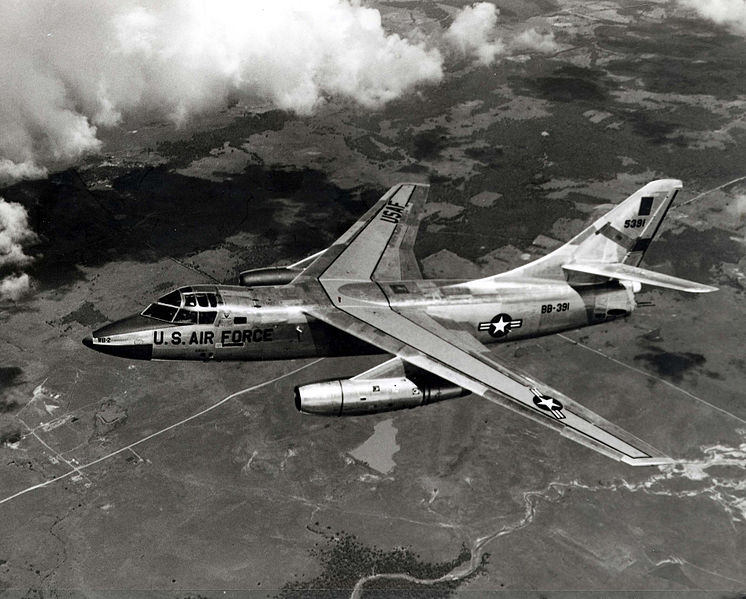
[294,376,469,416]
[238,267,300,287]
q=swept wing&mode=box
[298,183,671,465]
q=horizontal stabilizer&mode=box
[562,262,717,293]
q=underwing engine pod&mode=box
[294,376,469,416]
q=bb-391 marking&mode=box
[541,302,570,314]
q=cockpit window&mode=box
[198,311,217,325]
[174,309,199,324]
[142,287,221,323]
[158,290,182,307]
[142,303,178,322]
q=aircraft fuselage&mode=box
[84,278,635,361]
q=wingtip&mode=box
[683,283,718,293]
[620,455,676,467]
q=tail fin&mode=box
[568,178,681,268]
[464,179,714,292]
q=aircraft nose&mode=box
[92,313,161,338]
[83,314,156,360]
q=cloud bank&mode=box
[0,199,37,301]
[0,0,444,184]
[679,0,746,34]
[0,1,564,188]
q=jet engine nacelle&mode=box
[294,376,469,416]
[238,267,300,287]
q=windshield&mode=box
[158,290,181,306]
[143,287,221,323]
[142,303,178,322]
[173,308,198,324]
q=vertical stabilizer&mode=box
[465,179,682,285]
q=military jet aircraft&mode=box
[83,179,715,465]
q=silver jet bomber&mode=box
[83,180,716,466]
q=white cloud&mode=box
[0,199,37,301]
[0,0,444,183]
[511,28,560,54]
[445,2,505,66]
[679,0,746,34]
[0,160,48,186]
[0,199,37,270]
[0,273,31,302]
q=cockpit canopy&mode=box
[141,286,222,324]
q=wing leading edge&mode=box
[300,183,671,466]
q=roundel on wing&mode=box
[530,387,566,420]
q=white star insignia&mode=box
[490,315,510,335]
[536,396,559,410]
